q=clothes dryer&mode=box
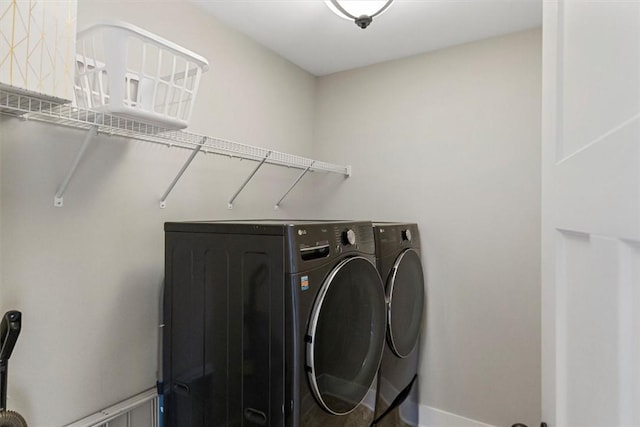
[162,220,387,427]
[372,223,425,427]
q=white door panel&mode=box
[554,123,640,239]
[542,0,640,426]
[556,234,640,426]
[561,1,640,158]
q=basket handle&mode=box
[77,20,209,71]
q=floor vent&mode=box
[64,388,158,427]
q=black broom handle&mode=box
[0,360,7,411]
[0,311,22,411]
[370,374,418,427]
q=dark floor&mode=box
[301,404,409,427]
[375,409,410,427]
[302,403,373,427]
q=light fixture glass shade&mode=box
[325,0,392,20]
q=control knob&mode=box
[342,229,356,246]
[401,229,412,242]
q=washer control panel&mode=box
[291,222,375,263]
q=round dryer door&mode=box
[387,248,425,358]
[306,256,386,415]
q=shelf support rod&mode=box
[228,151,272,209]
[274,161,315,210]
[159,137,206,208]
[54,126,98,207]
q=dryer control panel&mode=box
[373,222,421,253]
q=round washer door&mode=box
[387,249,425,358]
[306,256,386,415]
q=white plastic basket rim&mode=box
[77,20,209,71]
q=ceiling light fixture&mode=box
[325,0,394,29]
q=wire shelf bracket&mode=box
[159,137,206,208]
[54,125,98,207]
[0,88,351,208]
[228,151,272,209]
[275,160,315,210]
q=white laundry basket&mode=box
[74,21,209,129]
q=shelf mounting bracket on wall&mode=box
[159,137,207,208]
[228,151,272,209]
[274,161,315,210]
[54,125,98,207]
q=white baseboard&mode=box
[419,405,497,427]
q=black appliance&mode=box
[372,223,425,427]
[162,220,387,426]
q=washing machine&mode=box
[372,223,425,427]
[162,220,387,427]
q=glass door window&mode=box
[387,249,425,358]
[306,256,386,415]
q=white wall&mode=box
[312,29,542,427]
[0,1,319,425]
[0,6,542,426]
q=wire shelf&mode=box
[0,88,349,175]
[0,88,350,208]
